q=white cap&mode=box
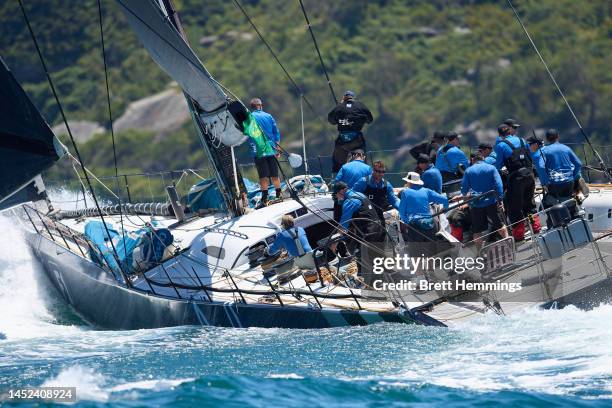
[402,171,424,185]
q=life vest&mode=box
[501,138,533,176]
[363,176,391,217]
[287,227,306,256]
[350,194,385,242]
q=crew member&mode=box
[268,215,312,257]
[416,154,443,193]
[460,152,507,245]
[328,91,373,174]
[435,132,468,194]
[503,118,521,134]
[335,149,372,188]
[353,160,400,224]
[539,129,582,220]
[493,123,540,241]
[248,98,281,207]
[335,181,385,243]
[409,131,446,164]
[398,172,448,243]
[526,135,548,183]
[478,142,497,166]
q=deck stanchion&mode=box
[52,219,72,252]
[225,270,246,303]
[343,276,362,310]
[33,207,55,242]
[23,206,39,234]
[161,264,182,299]
[124,175,132,203]
[305,280,323,309]
[191,266,213,302]
[265,277,284,306]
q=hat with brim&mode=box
[402,171,424,185]
[447,131,461,140]
[504,118,521,128]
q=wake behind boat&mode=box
[1,0,611,330]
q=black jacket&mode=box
[409,141,438,162]
[327,99,373,132]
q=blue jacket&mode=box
[352,175,400,209]
[494,135,529,170]
[335,160,372,188]
[461,161,504,208]
[339,190,368,229]
[421,164,443,193]
[269,227,312,257]
[538,142,582,185]
[399,186,448,224]
[248,109,281,158]
[531,149,549,182]
[484,150,497,166]
[435,144,468,174]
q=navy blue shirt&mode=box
[352,175,400,209]
[269,227,312,257]
[335,159,372,188]
[421,164,443,193]
[461,161,504,208]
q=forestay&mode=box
[116,0,246,146]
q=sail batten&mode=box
[0,57,64,208]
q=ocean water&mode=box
[0,215,611,407]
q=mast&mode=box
[160,0,247,215]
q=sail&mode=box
[0,57,64,209]
[116,0,246,146]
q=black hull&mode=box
[28,233,406,330]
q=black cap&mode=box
[350,149,365,158]
[498,123,511,135]
[447,131,461,140]
[504,118,521,128]
[417,153,431,164]
[470,152,484,161]
[545,128,559,138]
[526,135,542,145]
[478,142,492,150]
[333,181,348,194]
[432,131,446,141]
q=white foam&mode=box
[42,365,108,402]
[110,377,194,392]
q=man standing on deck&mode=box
[353,160,400,225]
[538,129,582,223]
[333,150,372,221]
[493,123,541,241]
[409,131,446,165]
[478,142,497,166]
[328,91,373,174]
[435,132,468,194]
[460,152,507,245]
[248,98,282,207]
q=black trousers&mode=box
[332,134,366,173]
[506,173,535,224]
[542,182,577,225]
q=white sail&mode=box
[116,0,246,146]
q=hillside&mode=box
[1,0,611,191]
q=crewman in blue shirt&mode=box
[478,142,497,166]
[268,215,312,257]
[416,154,443,193]
[460,153,507,244]
[249,98,282,205]
[399,172,448,242]
[526,135,548,183]
[335,149,372,188]
[539,129,582,221]
[493,123,539,241]
[353,160,400,224]
[334,181,385,243]
[435,132,468,194]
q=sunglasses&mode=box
[374,169,385,174]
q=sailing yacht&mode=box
[1,0,611,329]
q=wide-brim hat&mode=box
[402,171,424,185]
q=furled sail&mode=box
[0,57,64,210]
[116,0,246,146]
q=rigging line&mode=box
[97,0,127,258]
[297,0,337,104]
[506,0,612,181]
[18,0,131,287]
[231,0,336,142]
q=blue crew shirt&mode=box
[399,186,448,224]
[461,161,504,208]
[248,109,281,158]
[494,135,530,170]
[421,164,443,193]
[435,144,469,174]
[484,150,497,166]
[538,142,582,185]
[339,190,368,229]
[335,159,372,188]
[268,227,312,257]
[352,175,400,209]
[530,148,549,183]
